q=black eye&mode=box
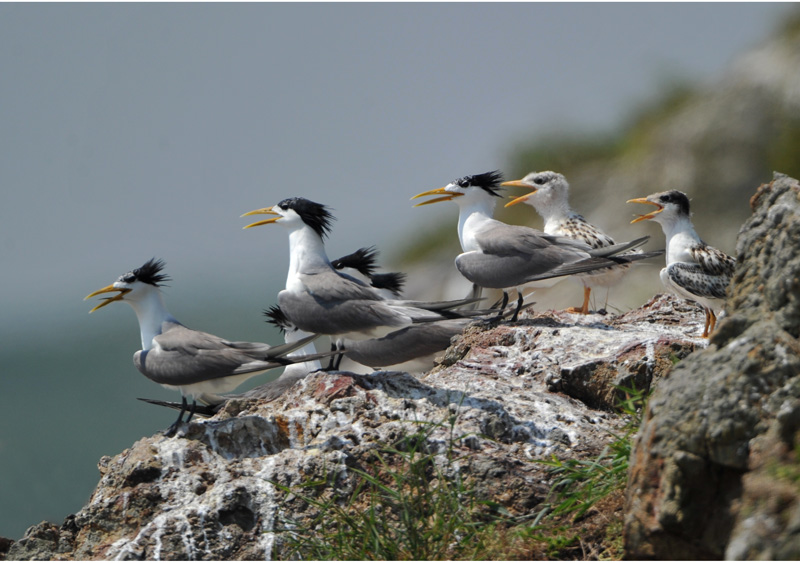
[456,178,469,188]
[534,177,545,185]
[123,273,136,283]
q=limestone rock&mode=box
[4,298,702,560]
[624,173,800,559]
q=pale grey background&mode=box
[0,3,789,539]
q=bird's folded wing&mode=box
[666,263,730,299]
[135,326,283,385]
[475,223,591,257]
[279,289,409,335]
[691,244,736,277]
[300,269,383,302]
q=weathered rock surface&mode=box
[624,172,800,559]
[3,297,705,561]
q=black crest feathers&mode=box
[370,271,406,297]
[263,304,292,333]
[659,190,691,217]
[331,247,379,277]
[454,170,504,197]
[277,197,335,239]
[122,258,171,286]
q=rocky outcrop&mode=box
[624,172,800,559]
[4,297,705,561]
[6,175,799,561]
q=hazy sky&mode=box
[0,2,791,539]
[1,3,790,336]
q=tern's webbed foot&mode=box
[163,421,181,438]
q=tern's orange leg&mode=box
[581,286,591,315]
[701,308,717,338]
[567,286,592,315]
[705,309,718,338]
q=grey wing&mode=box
[345,319,468,367]
[279,287,408,335]
[223,333,320,360]
[455,251,552,288]
[301,269,383,302]
[691,244,736,278]
[456,224,593,287]
[134,325,281,386]
[477,222,592,256]
[666,262,730,300]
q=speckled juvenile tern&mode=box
[412,171,652,321]
[85,258,328,435]
[241,198,483,351]
[503,171,663,314]
[628,190,735,337]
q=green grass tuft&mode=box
[272,415,519,560]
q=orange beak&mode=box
[626,198,664,224]
[241,206,281,229]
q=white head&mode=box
[627,190,692,230]
[411,170,504,209]
[85,258,171,313]
[242,197,335,238]
[502,171,570,217]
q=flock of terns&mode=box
[86,170,736,435]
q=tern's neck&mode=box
[126,290,177,350]
[286,225,331,286]
[534,199,574,232]
[659,216,701,264]
[457,197,496,252]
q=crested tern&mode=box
[331,246,407,299]
[85,258,324,435]
[628,190,735,338]
[241,197,482,348]
[412,171,653,321]
[503,171,663,314]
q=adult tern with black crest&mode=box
[412,171,653,321]
[85,258,326,436]
[241,197,483,360]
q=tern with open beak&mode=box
[85,258,327,436]
[503,171,663,314]
[627,190,735,338]
[242,198,485,365]
[412,170,652,321]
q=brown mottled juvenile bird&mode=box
[628,190,735,337]
[503,171,662,314]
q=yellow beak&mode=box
[500,179,533,189]
[410,187,463,207]
[501,180,537,208]
[241,206,280,229]
[504,192,537,208]
[85,284,131,313]
[626,198,664,224]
